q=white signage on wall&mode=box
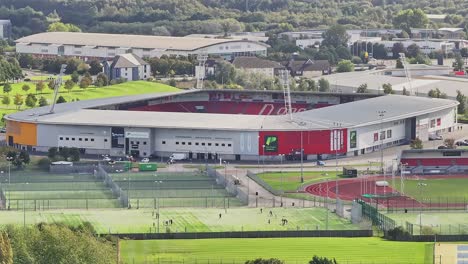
[125,131,149,138]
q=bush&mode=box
[385,226,411,241]
[245,259,284,264]
[37,157,50,170]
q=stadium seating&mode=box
[128,101,312,115]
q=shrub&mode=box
[37,157,51,170]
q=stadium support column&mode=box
[378,111,386,175]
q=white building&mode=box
[103,53,151,81]
[0,20,11,39]
[379,38,456,57]
[15,32,269,60]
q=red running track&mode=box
[304,175,468,208]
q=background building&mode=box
[103,53,150,81]
[232,57,284,77]
[0,20,11,39]
[15,32,269,60]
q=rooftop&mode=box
[6,90,457,131]
[110,53,148,68]
[16,32,268,51]
[232,57,283,69]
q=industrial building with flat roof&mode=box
[5,89,458,161]
[15,32,269,60]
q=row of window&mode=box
[130,141,147,145]
[162,141,232,147]
[373,129,392,141]
[59,136,104,142]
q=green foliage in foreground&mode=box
[120,237,432,264]
[2,223,116,264]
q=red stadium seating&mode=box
[128,101,313,115]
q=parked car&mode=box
[429,134,443,140]
[317,160,326,166]
[0,127,6,133]
[141,158,149,163]
[456,141,468,146]
[437,145,449,149]
[102,156,112,161]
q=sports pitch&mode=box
[120,237,433,264]
[387,212,468,235]
[257,171,338,192]
[391,177,468,200]
[0,208,356,234]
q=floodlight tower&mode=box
[399,53,414,95]
[49,64,67,114]
[279,69,293,121]
[196,53,208,89]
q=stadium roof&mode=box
[16,32,268,51]
[7,90,458,132]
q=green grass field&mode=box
[392,178,468,199]
[0,207,356,234]
[387,212,468,235]
[120,237,433,264]
[257,171,339,192]
[0,80,178,125]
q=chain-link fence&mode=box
[385,196,468,213]
[96,164,128,208]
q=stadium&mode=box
[5,89,459,161]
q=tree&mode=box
[69,148,80,162]
[383,83,394,94]
[59,147,70,160]
[393,9,428,33]
[406,44,421,58]
[322,24,350,48]
[444,138,456,149]
[25,94,37,108]
[56,96,67,104]
[356,83,368,93]
[456,90,467,114]
[88,60,103,75]
[48,79,55,91]
[36,81,45,94]
[47,22,81,32]
[392,43,406,59]
[64,80,75,92]
[410,138,423,149]
[13,94,23,109]
[71,71,80,83]
[79,77,92,89]
[336,60,354,72]
[18,150,30,165]
[95,73,108,87]
[309,255,338,264]
[38,96,48,107]
[396,58,404,69]
[428,88,446,99]
[245,259,284,264]
[2,83,11,94]
[453,54,465,71]
[48,147,58,159]
[21,84,31,93]
[318,78,330,92]
[220,18,242,36]
[0,231,13,264]
[2,95,10,108]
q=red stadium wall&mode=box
[258,129,347,155]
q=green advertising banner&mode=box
[264,135,278,152]
[350,131,357,148]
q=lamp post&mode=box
[23,182,29,230]
[300,130,304,183]
[6,156,12,208]
[378,110,386,175]
[262,144,266,173]
[279,154,284,206]
[417,182,427,235]
[333,122,342,204]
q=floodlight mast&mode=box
[49,64,67,114]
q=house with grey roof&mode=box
[103,53,151,81]
[283,59,331,78]
[232,57,284,77]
